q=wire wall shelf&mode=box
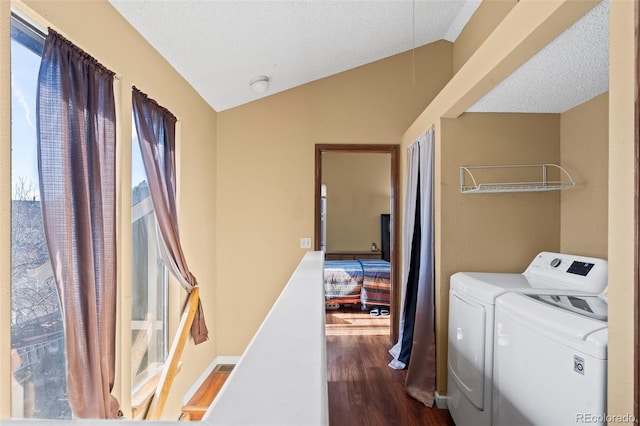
[460,164,575,194]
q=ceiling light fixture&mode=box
[249,75,270,94]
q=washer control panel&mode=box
[548,256,595,276]
[566,261,595,277]
[524,252,608,293]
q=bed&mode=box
[323,259,391,309]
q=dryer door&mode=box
[448,291,486,410]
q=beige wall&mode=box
[453,0,517,73]
[438,112,561,393]
[323,152,391,251]
[216,41,453,355]
[560,93,608,259]
[608,0,635,419]
[2,1,218,419]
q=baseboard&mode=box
[215,355,241,365]
[434,391,448,409]
[183,355,241,404]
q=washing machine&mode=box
[493,293,608,426]
[447,252,608,426]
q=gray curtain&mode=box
[132,87,208,344]
[388,130,436,406]
[389,136,421,370]
[36,29,120,418]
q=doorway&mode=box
[315,144,400,343]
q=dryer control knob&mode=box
[550,258,562,268]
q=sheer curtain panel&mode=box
[388,130,436,407]
[36,29,120,418]
[132,87,208,344]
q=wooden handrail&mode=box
[145,287,200,420]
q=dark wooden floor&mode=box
[326,308,454,426]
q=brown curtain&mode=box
[36,29,120,418]
[132,87,208,344]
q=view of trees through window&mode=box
[10,17,72,419]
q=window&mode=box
[9,11,172,418]
[131,117,169,392]
[10,15,72,419]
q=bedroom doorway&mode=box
[314,144,400,343]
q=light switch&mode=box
[300,237,312,249]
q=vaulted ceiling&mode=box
[109,0,608,114]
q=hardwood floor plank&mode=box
[328,381,353,426]
[181,368,232,421]
[326,308,454,426]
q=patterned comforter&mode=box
[359,259,391,308]
[323,259,391,307]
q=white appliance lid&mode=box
[451,272,533,305]
[496,293,608,359]
[450,272,601,305]
[527,294,608,321]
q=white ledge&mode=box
[204,251,328,425]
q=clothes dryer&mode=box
[447,252,607,426]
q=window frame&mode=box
[10,13,44,55]
[130,125,170,394]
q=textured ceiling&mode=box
[109,0,608,114]
[467,0,608,114]
[109,0,481,111]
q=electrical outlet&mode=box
[300,237,312,249]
